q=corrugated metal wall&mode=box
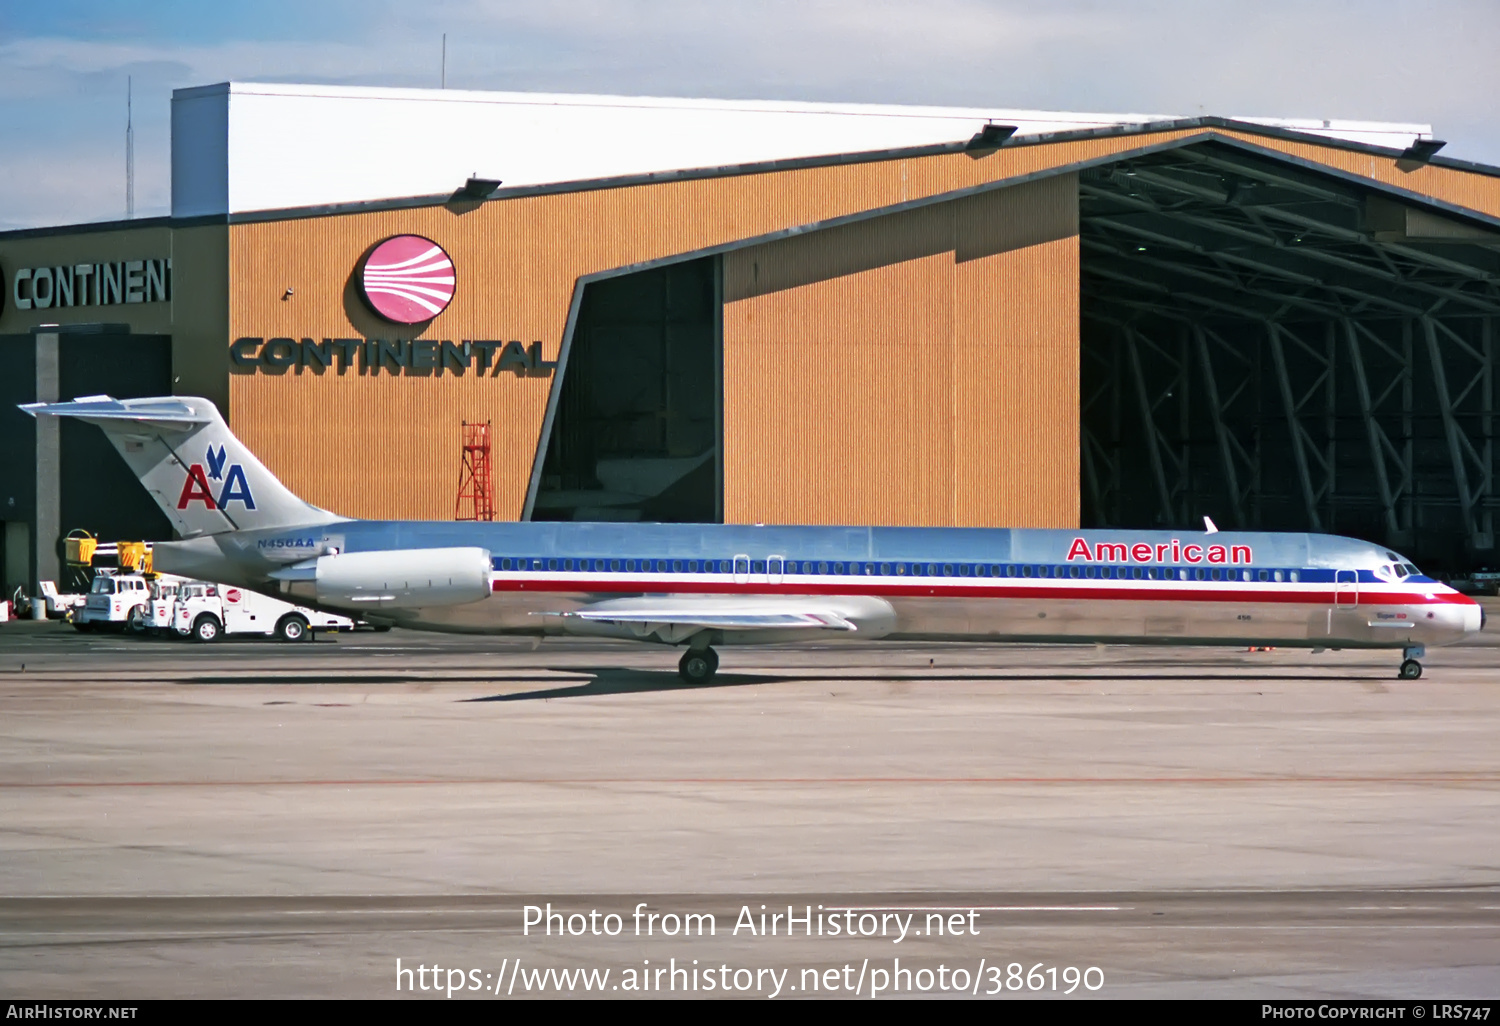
[224,128,1500,523]
[722,175,1079,528]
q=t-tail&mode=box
[21,395,345,537]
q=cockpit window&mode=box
[1404,563,1420,576]
[1392,564,1407,578]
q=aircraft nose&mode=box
[1458,598,1484,635]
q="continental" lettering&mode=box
[228,338,556,377]
[10,259,170,310]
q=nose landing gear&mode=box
[678,646,719,685]
[1398,644,1425,680]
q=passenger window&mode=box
[1039,566,1051,578]
[1242,570,1252,581]
[1274,570,1283,582]
[753,561,766,574]
[1290,570,1299,582]
[1007,565,1018,577]
[880,563,891,575]
[943,564,954,576]
[609,559,620,571]
[1257,570,1268,581]
[1021,565,1032,578]
[1069,566,1080,578]
[896,563,907,575]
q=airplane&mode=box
[22,395,1485,683]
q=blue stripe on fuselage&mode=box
[298,522,1416,580]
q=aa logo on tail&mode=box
[177,444,256,511]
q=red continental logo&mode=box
[1066,538,1252,564]
[359,235,455,324]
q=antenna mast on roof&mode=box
[126,76,134,219]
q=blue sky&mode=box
[1,0,1496,229]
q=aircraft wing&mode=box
[567,608,857,631]
[553,597,861,642]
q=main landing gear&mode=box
[678,646,719,685]
[1398,645,1425,680]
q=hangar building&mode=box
[2,84,1497,592]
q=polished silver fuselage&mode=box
[157,522,1484,651]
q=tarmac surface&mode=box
[2,611,1499,999]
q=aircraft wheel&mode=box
[678,648,718,685]
[276,614,309,643]
[192,614,222,644]
[1398,659,1423,680]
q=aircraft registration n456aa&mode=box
[23,395,1484,683]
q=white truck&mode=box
[172,583,355,643]
[143,575,193,634]
[73,571,151,632]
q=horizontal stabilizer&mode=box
[20,395,213,431]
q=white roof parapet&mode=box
[170,82,1435,218]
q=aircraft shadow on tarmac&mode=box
[181,668,1385,697]
[464,669,781,701]
[463,667,1386,702]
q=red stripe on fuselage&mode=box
[488,577,1475,606]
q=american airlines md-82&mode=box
[24,395,1484,683]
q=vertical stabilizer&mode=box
[21,395,346,537]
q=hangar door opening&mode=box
[1078,141,1499,572]
[531,256,721,522]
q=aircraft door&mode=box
[1335,570,1358,609]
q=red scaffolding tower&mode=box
[454,421,496,521]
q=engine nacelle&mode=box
[275,547,492,609]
